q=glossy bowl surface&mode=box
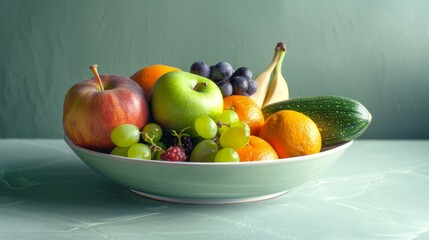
[65,136,353,204]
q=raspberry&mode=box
[160,146,187,162]
[166,128,193,161]
[171,135,193,157]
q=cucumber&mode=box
[261,95,372,147]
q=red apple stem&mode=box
[89,64,104,91]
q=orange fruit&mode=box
[235,136,278,162]
[130,64,181,99]
[259,110,321,158]
[223,95,265,136]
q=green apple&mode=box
[150,71,223,135]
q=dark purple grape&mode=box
[209,61,234,82]
[231,67,253,81]
[190,61,210,78]
[217,80,233,97]
[230,76,248,95]
[246,79,257,96]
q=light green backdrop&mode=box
[1,0,428,139]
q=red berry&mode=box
[160,146,187,162]
[170,135,193,157]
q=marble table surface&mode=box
[1,139,428,240]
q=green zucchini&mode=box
[261,95,372,147]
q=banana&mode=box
[250,43,282,108]
[262,42,288,107]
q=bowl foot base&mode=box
[129,189,289,205]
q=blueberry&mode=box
[230,76,249,95]
[217,80,233,97]
[190,61,210,78]
[231,67,253,81]
[246,79,257,96]
[209,61,234,82]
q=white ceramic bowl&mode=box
[65,136,352,204]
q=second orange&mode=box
[131,64,181,100]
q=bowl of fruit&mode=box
[63,43,371,204]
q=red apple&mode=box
[63,65,149,152]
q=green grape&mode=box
[215,110,239,135]
[220,127,250,148]
[194,116,218,139]
[111,124,141,147]
[214,148,240,162]
[230,121,251,136]
[128,143,151,160]
[110,146,129,157]
[152,141,167,160]
[141,123,163,143]
[218,125,228,135]
[189,139,219,162]
[215,110,239,124]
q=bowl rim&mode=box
[64,135,353,167]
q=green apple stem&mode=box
[89,64,104,91]
[193,82,207,91]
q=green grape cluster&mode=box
[109,110,249,163]
[110,123,166,160]
[192,109,250,162]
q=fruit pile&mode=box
[63,42,372,163]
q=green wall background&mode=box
[1,0,428,139]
